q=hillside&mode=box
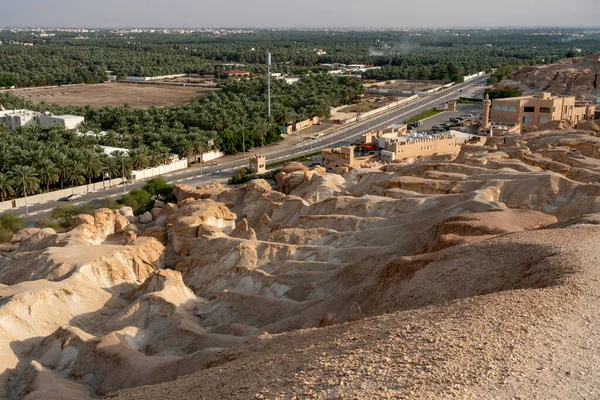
[497,53,600,99]
[1,128,600,399]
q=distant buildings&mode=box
[220,69,251,78]
[486,92,596,132]
[322,130,461,169]
[0,109,84,131]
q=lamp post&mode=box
[121,156,126,194]
[242,126,246,159]
[22,175,28,216]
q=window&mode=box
[523,116,534,124]
[524,106,535,112]
[509,107,517,112]
[540,107,551,113]
[538,116,550,125]
[494,105,501,111]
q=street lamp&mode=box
[121,156,126,194]
[22,175,28,216]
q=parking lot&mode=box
[416,104,481,133]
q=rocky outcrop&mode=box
[5,129,600,399]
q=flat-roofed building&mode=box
[0,109,85,131]
[39,114,85,130]
[490,92,596,131]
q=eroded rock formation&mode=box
[2,129,600,399]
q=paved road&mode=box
[7,76,488,224]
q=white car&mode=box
[65,194,82,202]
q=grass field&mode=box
[8,82,220,108]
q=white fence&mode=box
[130,159,188,181]
[0,178,124,212]
[0,158,190,213]
[200,150,224,163]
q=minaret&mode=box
[482,93,491,130]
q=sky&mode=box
[0,0,599,28]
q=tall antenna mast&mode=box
[266,51,271,118]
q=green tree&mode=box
[0,173,15,201]
[10,165,40,196]
[38,160,60,193]
[64,161,86,188]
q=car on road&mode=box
[65,194,82,202]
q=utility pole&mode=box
[266,52,271,118]
[22,176,29,216]
[242,126,246,158]
[122,156,126,194]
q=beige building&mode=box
[248,154,267,174]
[322,146,356,169]
[489,93,596,131]
[381,134,459,162]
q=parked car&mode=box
[415,121,423,127]
[65,194,82,202]
[432,125,444,132]
[464,113,474,117]
[449,118,459,123]
[456,117,465,122]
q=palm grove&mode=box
[0,74,362,201]
[1,28,598,201]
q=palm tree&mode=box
[38,160,60,192]
[128,147,150,170]
[81,150,103,186]
[10,165,40,196]
[53,153,71,189]
[0,173,15,202]
[102,155,120,188]
[64,161,86,188]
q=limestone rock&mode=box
[578,120,600,132]
[70,214,94,229]
[10,228,41,244]
[141,226,168,245]
[139,211,153,224]
[151,207,163,220]
[119,206,134,222]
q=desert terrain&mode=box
[2,125,600,398]
[498,52,600,99]
[6,83,220,108]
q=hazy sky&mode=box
[1,0,599,28]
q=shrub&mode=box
[0,229,12,243]
[142,177,174,203]
[50,204,81,228]
[0,213,25,243]
[118,189,152,215]
[484,88,522,100]
[34,218,61,230]
[229,168,253,185]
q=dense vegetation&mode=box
[0,213,25,242]
[1,28,598,201]
[1,29,599,87]
[484,88,523,100]
[0,73,362,201]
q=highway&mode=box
[6,76,488,224]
